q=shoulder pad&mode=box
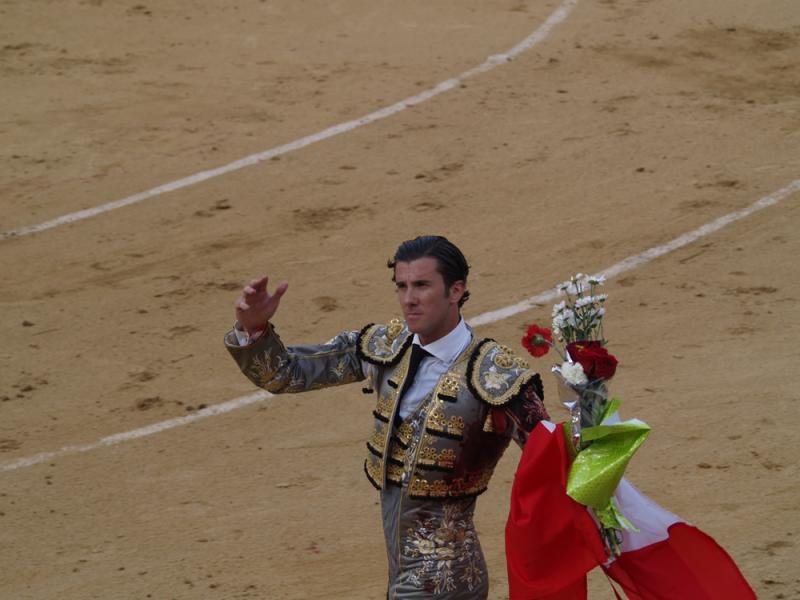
[466,339,541,406]
[356,318,413,366]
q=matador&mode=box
[225,235,549,599]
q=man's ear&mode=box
[448,280,466,305]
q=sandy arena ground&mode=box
[1,0,799,598]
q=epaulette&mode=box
[356,318,413,366]
[466,339,543,407]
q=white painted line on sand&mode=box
[2,178,798,472]
[0,0,579,241]
[0,391,271,472]
[469,178,800,326]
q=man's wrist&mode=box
[234,321,269,345]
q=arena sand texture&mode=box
[1,0,799,598]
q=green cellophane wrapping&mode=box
[564,399,650,531]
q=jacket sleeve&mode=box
[223,323,366,394]
[504,381,549,447]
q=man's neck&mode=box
[417,314,462,346]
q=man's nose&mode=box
[401,288,417,305]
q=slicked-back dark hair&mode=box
[387,235,471,307]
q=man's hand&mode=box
[234,275,288,336]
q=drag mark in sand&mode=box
[2,178,798,472]
[0,0,579,241]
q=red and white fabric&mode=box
[506,422,757,600]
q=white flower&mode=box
[560,361,588,385]
[562,308,577,326]
[587,275,606,286]
[575,296,596,308]
[551,301,566,316]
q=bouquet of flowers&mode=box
[521,274,649,556]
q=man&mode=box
[225,235,548,599]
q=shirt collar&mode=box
[412,318,471,365]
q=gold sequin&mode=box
[426,404,465,438]
[387,462,404,483]
[365,457,383,488]
[396,422,413,446]
[493,351,515,369]
[368,424,387,454]
[408,470,493,499]
[374,395,394,420]
[513,356,530,369]
[416,446,457,470]
[440,375,460,395]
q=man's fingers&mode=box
[235,298,250,311]
[274,281,289,297]
[252,276,269,293]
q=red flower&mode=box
[566,341,618,380]
[522,324,553,358]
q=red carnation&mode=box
[566,341,618,380]
[521,324,553,358]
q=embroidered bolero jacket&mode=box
[224,319,548,500]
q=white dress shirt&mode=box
[397,318,472,420]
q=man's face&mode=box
[394,257,464,345]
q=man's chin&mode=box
[404,316,422,332]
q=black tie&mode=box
[397,343,431,411]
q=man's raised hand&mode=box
[234,275,288,336]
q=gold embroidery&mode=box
[374,335,395,356]
[392,352,410,394]
[439,449,457,468]
[470,341,537,406]
[493,351,515,369]
[513,356,530,369]
[368,424,387,454]
[389,443,406,464]
[440,375,460,396]
[417,446,456,469]
[359,321,411,364]
[387,462,404,483]
[396,422,413,447]
[482,412,494,433]
[330,358,347,379]
[426,404,465,438]
[365,456,383,488]
[374,395,394,421]
[447,415,465,437]
[386,317,403,341]
[403,501,485,593]
[483,365,511,391]
[418,446,437,463]
[428,405,445,430]
[248,352,275,387]
[409,471,493,499]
